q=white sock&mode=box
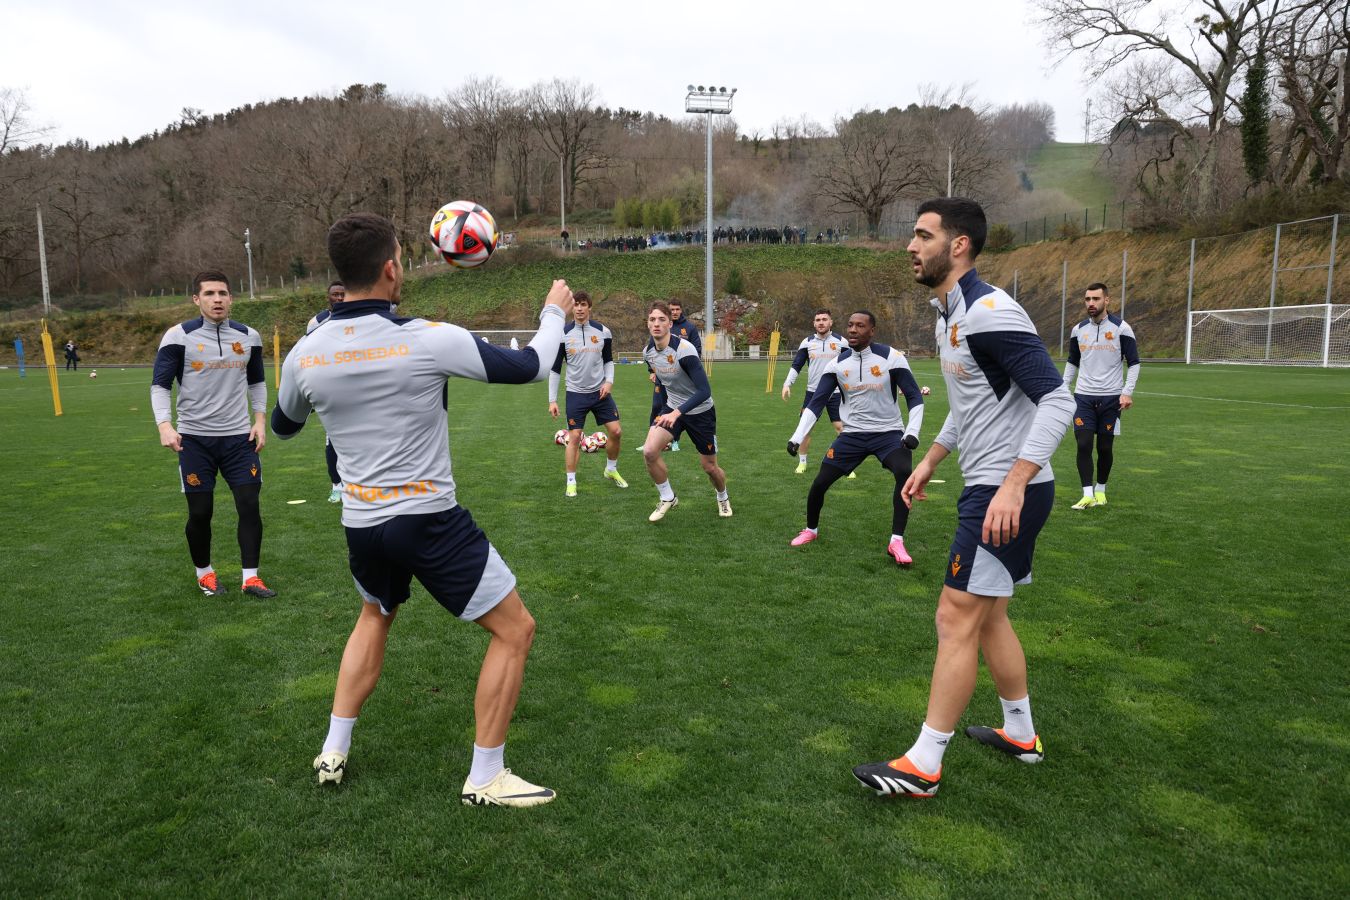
[716,489,729,502]
[241,567,258,584]
[1082,486,1095,499]
[891,533,904,543]
[469,742,504,786]
[331,482,341,490]
[1095,482,1107,495]
[798,454,808,464]
[905,723,954,775]
[566,472,577,485]
[605,458,617,471]
[656,480,675,501]
[1000,695,1035,742]
[195,565,214,579]
[323,714,357,754]
[802,526,818,536]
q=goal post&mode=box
[1185,303,1350,367]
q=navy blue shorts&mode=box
[178,433,261,493]
[802,388,843,423]
[823,430,906,473]
[344,505,516,620]
[658,406,718,456]
[1074,394,1121,436]
[945,481,1054,597]
[565,390,620,430]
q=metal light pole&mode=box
[36,204,51,317]
[685,85,735,361]
[244,228,255,299]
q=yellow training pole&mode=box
[764,327,781,392]
[703,333,715,381]
[273,325,281,390]
[40,319,63,416]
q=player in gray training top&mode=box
[786,310,925,565]
[151,270,275,600]
[548,290,627,495]
[640,300,730,522]
[1063,283,1140,509]
[272,212,574,808]
[781,309,848,474]
[852,197,1074,800]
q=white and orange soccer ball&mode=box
[921,385,931,395]
[581,434,599,453]
[590,431,608,448]
[89,370,98,379]
[553,429,568,446]
[430,201,498,268]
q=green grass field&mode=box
[1024,143,1117,212]
[2,360,1348,897]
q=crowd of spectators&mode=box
[576,225,849,252]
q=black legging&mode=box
[185,483,263,568]
[325,438,340,485]
[1075,431,1115,486]
[806,446,913,534]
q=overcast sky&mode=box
[2,0,1091,147]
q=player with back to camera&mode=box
[272,212,573,807]
[548,290,627,496]
[851,198,1074,798]
[785,310,925,565]
[1063,283,1140,509]
[306,281,348,503]
[781,308,853,478]
[151,271,275,599]
[641,301,730,522]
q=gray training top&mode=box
[643,334,713,416]
[548,319,616,401]
[151,317,267,435]
[272,300,566,526]
[932,269,1075,487]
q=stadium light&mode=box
[685,85,736,361]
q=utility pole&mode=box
[244,228,255,299]
[36,205,51,317]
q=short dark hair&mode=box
[648,300,672,319]
[328,213,398,290]
[814,308,832,317]
[574,290,591,306]
[668,299,683,310]
[851,309,876,327]
[328,280,345,290]
[1085,282,1110,295]
[916,197,987,258]
[192,271,230,296]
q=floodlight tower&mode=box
[685,85,735,359]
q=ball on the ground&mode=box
[429,201,498,268]
[581,434,599,453]
[921,385,931,395]
[89,370,98,379]
[591,431,608,448]
[553,429,568,446]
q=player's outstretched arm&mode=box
[789,371,836,446]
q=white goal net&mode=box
[1186,304,1350,367]
[471,329,537,348]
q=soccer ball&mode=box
[429,201,498,269]
[581,434,599,453]
[590,431,608,448]
[89,370,97,379]
[554,429,568,446]
[921,385,931,395]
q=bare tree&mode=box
[0,87,52,154]
[1036,0,1272,216]
[1272,1,1349,183]
[527,79,609,213]
[812,110,926,237]
[443,76,512,204]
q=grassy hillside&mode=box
[3,221,1345,368]
[1023,142,1117,211]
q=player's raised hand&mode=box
[545,279,574,315]
[158,422,183,452]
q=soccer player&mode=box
[641,300,730,521]
[852,198,1073,798]
[785,311,925,565]
[1063,283,1140,509]
[651,300,702,452]
[307,281,347,503]
[151,271,275,599]
[548,290,626,495]
[272,213,571,807]
[781,309,848,474]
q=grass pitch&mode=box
[2,360,1347,897]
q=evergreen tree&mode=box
[1239,52,1270,187]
